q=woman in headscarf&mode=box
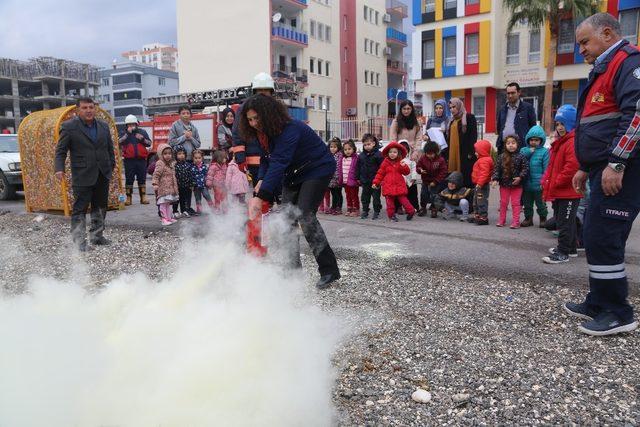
[446,97,478,188]
[217,107,235,151]
[390,99,423,161]
[426,98,448,132]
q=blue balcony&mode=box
[271,24,308,47]
[386,28,407,46]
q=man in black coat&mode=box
[55,97,115,251]
[496,82,537,153]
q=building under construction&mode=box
[0,57,100,132]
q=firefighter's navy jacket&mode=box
[575,40,640,170]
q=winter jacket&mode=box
[389,120,424,161]
[338,154,359,187]
[492,151,529,188]
[190,161,209,189]
[496,100,537,153]
[151,144,178,199]
[541,130,582,201]
[329,152,343,188]
[175,160,193,189]
[372,142,409,196]
[225,160,250,195]
[256,120,335,202]
[519,125,549,192]
[206,162,228,188]
[416,153,448,185]
[167,119,201,161]
[471,140,494,186]
[357,148,383,184]
[575,40,640,170]
[217,123,233,150]
[438,171,471,206]
[119,127,151,160]
[402,158,418,186]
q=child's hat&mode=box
[174,145,186,154]
[382,141,407,158]
[525,125,546,144]
[554,105,577,132]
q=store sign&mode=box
[503,67,541,87]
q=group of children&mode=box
[150,146,249,226]
[320,104,584,264]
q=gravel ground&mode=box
[1,212,639,425]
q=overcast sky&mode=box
[0,0,177,67]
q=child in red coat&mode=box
[372,141,416,222]
[470,139,494,225]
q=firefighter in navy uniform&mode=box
[565,13,640,336]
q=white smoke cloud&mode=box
[0,210,347,426]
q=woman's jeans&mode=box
[282,176,340,277]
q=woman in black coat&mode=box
[445,97,478,188]
[241,95,341,289]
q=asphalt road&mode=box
[2,186,639,289]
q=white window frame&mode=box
[318,59,323,75]
[364,70,369,84]
[444,37,456,67]
[423,39,435,69]
[326,25,331,42]
[425,0,435,12]
[310,57,315,74]
[620,9,639,46]
[528,30,541,63]
[506,33,520,65]
[375,42,380,56]
[562,89,578,106]
[558,19,575,54]
[318,23,325,41]
[364,5,369,21]
[445,0,456,9]
[325,61,330,76]
[473,96,485,122]
[465,33,479,64]
[310,20,316,38]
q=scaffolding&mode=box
[0,56,100,83]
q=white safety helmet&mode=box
[124,114,139,125]
[251,72,275,91]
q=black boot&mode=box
[316,272,341,290]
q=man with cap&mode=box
[566,13,640,336]
[119,114,151,205]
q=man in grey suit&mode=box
[55,97,115,251]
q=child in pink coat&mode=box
[206,149,228,212]
[225,152,250,203]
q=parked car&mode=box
[0,134,22,200]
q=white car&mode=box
[0,134,22,200]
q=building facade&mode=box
[177,0,409,138]
[97,61,179,126]
[0,57,99,132]
[121,43,179,72]
[411,0,640,134]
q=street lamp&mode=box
[322,103,329,140]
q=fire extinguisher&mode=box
[246,200,271,257]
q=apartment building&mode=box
[177,0,409,138]
[411,0,640,133]
[121,43,179,72]
[97,61,179,126]
[0,57,99,132]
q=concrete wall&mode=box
[357,0,388,117]
[177,0,271,92]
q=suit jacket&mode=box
[495,100,537,153]
[54,116,115,187]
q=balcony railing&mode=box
[386,0,408,17]
[271,24,308,46]
[386,28,407,46]
[387,60,407,74]
[272,63,308,84]
[113,98,143,107]
[112,82,142,91]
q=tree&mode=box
[503,0,599,133]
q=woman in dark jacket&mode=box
[241,94,340,289]
[446,97,478,188]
